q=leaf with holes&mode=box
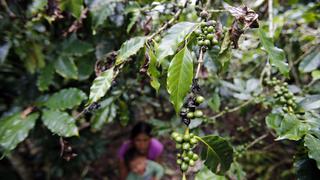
[116,36,146,65]
[0,112,39,152]
[156,22,197,64]
[88,68,114,104]
[304,134,320,169]
[44,88,87,110]
[258,28,289,76]
[198,135,234,175]
[42,109,78,137]
[167,47,194,113]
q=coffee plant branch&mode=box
[209,99,254,121]
[147,0,189,41]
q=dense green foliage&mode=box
[0,0,319,179]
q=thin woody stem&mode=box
[147,0,188,41]
[195,47,205,79]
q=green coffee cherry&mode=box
[189,159,195,166]
[171,132,179,139]
[194,110,203,118]
[198,40,204,46]
[190,138,198,145]
[176,143,182,149]
[204,39,211,46]
[177,159,182,165]
[187,151,194,157]
[207,26,214,32]
[175,136,183,143]
[183,156,190,162]
[206,34,214,40]
[192,154,199,161]
[183,134,191,141]
[200,22,206,27]
[195,29,202,36]
[180,162,188,172]
[196,96,205,104]
[187,112,194,119]
[182,143,190,150]
[212,38,219,45]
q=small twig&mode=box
[268,0,273,37]
[210,99,254,120]
[208,9,227,13]
[0,0,16,18]
[246,133,269,149]
[147,0,188,41]
[195,47,205,79]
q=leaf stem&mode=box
[195,47,205,79]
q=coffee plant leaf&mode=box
[116,36,147,65]
[0,112,39,152]
[198,135,234,175]
[88,68,114,105]
[156,22,197,64]
[44,88,87,110]
[42,109,78,137]
[167,47,194,113]
[304,134,320,169]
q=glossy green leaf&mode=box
[59,0,83,19]
[62,35,94,56]
[218,30,232,69]
[115,36,146,65]
[156,22,197,63]
[127,11,140,33]
[25,43,45,74]
[266,113,310,141]
[0,112,39,152]
[55,56,78,79]
[88,68,114,104]
[299,95,320,110]
[167,47,194,113]
[195,166,227,180]
[44,88,87,110]
[299,50,320,73]
[198,135,234,175]
[89,0,116,29]
[147,48,160,92]
[119,100,129,126]
[42,109,78,137]
[208,92,221,112]
[258,28,289,76]
[312,70,320,81]
[91,98,117,131]
[37,64,54,91]
[304,134,320,169]
[0,41,11,64]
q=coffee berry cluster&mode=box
[195,20,218,49]
[265,77,297,113]
[171,132,199,172]
[180,95,205,125]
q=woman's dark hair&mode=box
[130,121,152,139]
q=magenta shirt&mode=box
[118,138,163,161]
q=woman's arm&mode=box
[119,159,128,180]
